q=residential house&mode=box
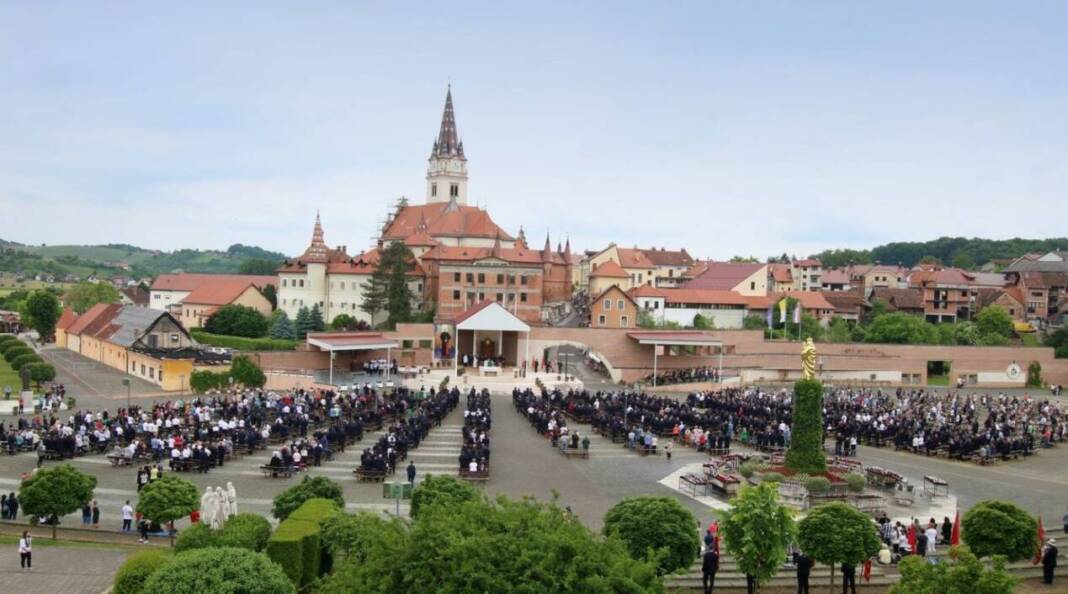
[629,286,750,328]
[870,287,925,316]
[681,261,768,296]
[588,260,631,298]
[179,279,272,329]
[591,285,638,329]
[150,273,275,313]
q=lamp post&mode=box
[121,377,130,412]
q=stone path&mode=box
[0,545,128,594]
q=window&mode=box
[598,315,606,325]
[154,294,160,300]
[402,340,414,349]
[466,273,474,283]
[604,299,611,311]
[171,333,179,343]
[149,368,154,379]
[477,273,485,283]
[750,281,756,290]
[140,364,146,375]
[431,183,438,197]
[418,340,433,349]
[340,281,345,289]
[508,274,516,284]
[668,269,674,277]
[478,292,485,301]
[496,274,504,284]
[520,276,528,285]
[452,290,461,300]
[299,279,305,287]
[621,316,629,328]
[520,293,528,303]
[450,183,459,197]
[282,279,287,287]
[454,272,461,282]
[496,293,503,302]
[617,299,625,310]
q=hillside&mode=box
[0,239,286,280]
[811,236,1068,269]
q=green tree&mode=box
[384,242,414,327]
[962,500,1037,562]
[1026,361,1043,388]
[719,482,796,591]
[785,379,826,474]
[64,281,120,314]
[824,316,852,342]
[269,310,296,339]
[141,547,294,594]
[330,313,359,331]
[19,464,97,539]
[205,304,269,338]
[890,546,1016,594]
[918,255,943,266]
[29,362,57,386]
[975,305,1014,338]
[322,511,409,564]
[137,474,199,546]
[799,313,823,341]
[308,304,326,332]
[23,290,61,341]
[602,496,699,575]
[272,476,345,521]
[864,312,937,344]
[229,355,266,388]
[638,309,658,328]
[951,253,976,270]
[409,474,479,519]
[742,314,767,330]
[261,284,277,310]
[238,258,280,275]
[797,502,881,594]
[692,313,714,330]
[317,496,660,594]
[112,549,173,594]
[294,306,312,339]
[359,265,388,325]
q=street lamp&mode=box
[121,377,130,412]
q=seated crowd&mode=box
[460,389,491,473]
[358,385,459,475]
[643,366,721,386]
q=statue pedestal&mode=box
[20,390,33,410]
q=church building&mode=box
[277,88,571,326]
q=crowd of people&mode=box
[357,385,459,475]
[643,366,722,386]
[460,389,490,473]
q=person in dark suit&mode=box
[841,563,857,594]
[1043,538,1059,585]
[701,547,719,594]
[406,461,416,485]
[794,551,813,593]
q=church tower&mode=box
[426,86,469,204]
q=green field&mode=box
[0,356,21,394]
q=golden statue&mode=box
[801,337,818,380]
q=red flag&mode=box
[951,511,961,546]
[907,523,917,553]
[1033,517,1045,565]
[862,559,872,582]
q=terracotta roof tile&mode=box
[182,280,260,306]
[381,203,512,242]
[590,260,630,278]
[682,262,765,290]
[151,273,276,292]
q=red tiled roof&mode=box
[592,285,637,308]
[870,287,924,311]
[819,290,868,313]
[151,273,275,292]
[769,264,793,283]
[793,259,821,267]
[56,308,78,330]
[182,280,260,306]
[450,300,496,325]
[820,269,851,286]
[627,284,666,298]
[421,244,562,266]
[744,291,836,311]
[682,262,765,290]
[66,303,122,336]
[615,248,656,269]
[662,289,749,306]
[381,203,512,242]
[590,260,629,278]
[640,247,693,267]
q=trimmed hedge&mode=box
[175,522,217,552]
[0,339,26,354]
[266,519,318,586]
[191,329,297,352]
[218,513,273,552]
[113,548,173,594]
[0,335,19,346]
[140,547,293,594]
[3,345,33,363]
[785,378,827,474]
[287,497,340,524]
[11,353,43,371]
[804,476,831,494]
[845,472,867,493]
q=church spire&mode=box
[302,212,329,262]
[431,85,464,160]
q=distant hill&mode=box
[811,237,1068,269]
[0,239,287,281]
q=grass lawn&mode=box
[1020,333,1042,347]
[0,356,20,393]
[927,374,950,387]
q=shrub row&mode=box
[12,352,43,371]
[174,513,273,553]
[265,498,339,587]
[191,329,297,352]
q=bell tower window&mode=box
[450,183,459,198]
[431,183,437,197]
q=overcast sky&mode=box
[2,2,1065,260]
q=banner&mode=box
[778,298,788,323]
[793,302,802,324]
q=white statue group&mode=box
[200,482,238,529]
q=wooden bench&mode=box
[170,458,197,472]
[353,467,387,483]
[637,445,659,456]
[261,465,296,478]
[679,473,709,497]
[561,448,589,459]
[459,469,489,484]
